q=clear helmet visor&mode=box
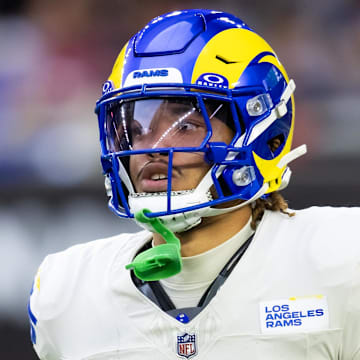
[105,97,232,152]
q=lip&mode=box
[136,161,178,192]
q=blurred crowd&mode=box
[0,0,359,358]
[1,0,360,188]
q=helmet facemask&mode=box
[97,82,299,232]
[100,89,246,231]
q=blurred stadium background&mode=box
[0,0,359,358]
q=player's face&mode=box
[127,99,234,193]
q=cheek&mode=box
[129,156,138,183]
[173,153,210,184]
[172,151,204,166]
[210,121,234,144]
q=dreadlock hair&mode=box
[250,191,295,230]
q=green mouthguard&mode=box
[125,209,182,281]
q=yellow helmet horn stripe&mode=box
[191,28,275,88]
[108,41,129,89]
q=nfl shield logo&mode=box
[177,332,197,359]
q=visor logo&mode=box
[196,73,229,89]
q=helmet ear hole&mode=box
[209,175,233,200]
[268,134,285,155]
[217,175,233,197]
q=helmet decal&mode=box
[195,73,229,89]
[102,80,114,95]
[124,67,183,87]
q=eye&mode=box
[131,120,147,138]
[176,121,199,132]
[132,125,143,137]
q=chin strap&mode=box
[125,209,182,281]
[130,183,269,234]
[200,183,269,217]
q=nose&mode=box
[133,126,174,150]
[146,151,169,159]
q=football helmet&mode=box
[95,9,306,232]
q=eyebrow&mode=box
[164,101,198,114]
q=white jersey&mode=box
[29,207,360,360]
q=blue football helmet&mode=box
[95,9,306,232]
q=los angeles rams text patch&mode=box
[259,295,329,334]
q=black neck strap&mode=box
[131,234,254,323]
